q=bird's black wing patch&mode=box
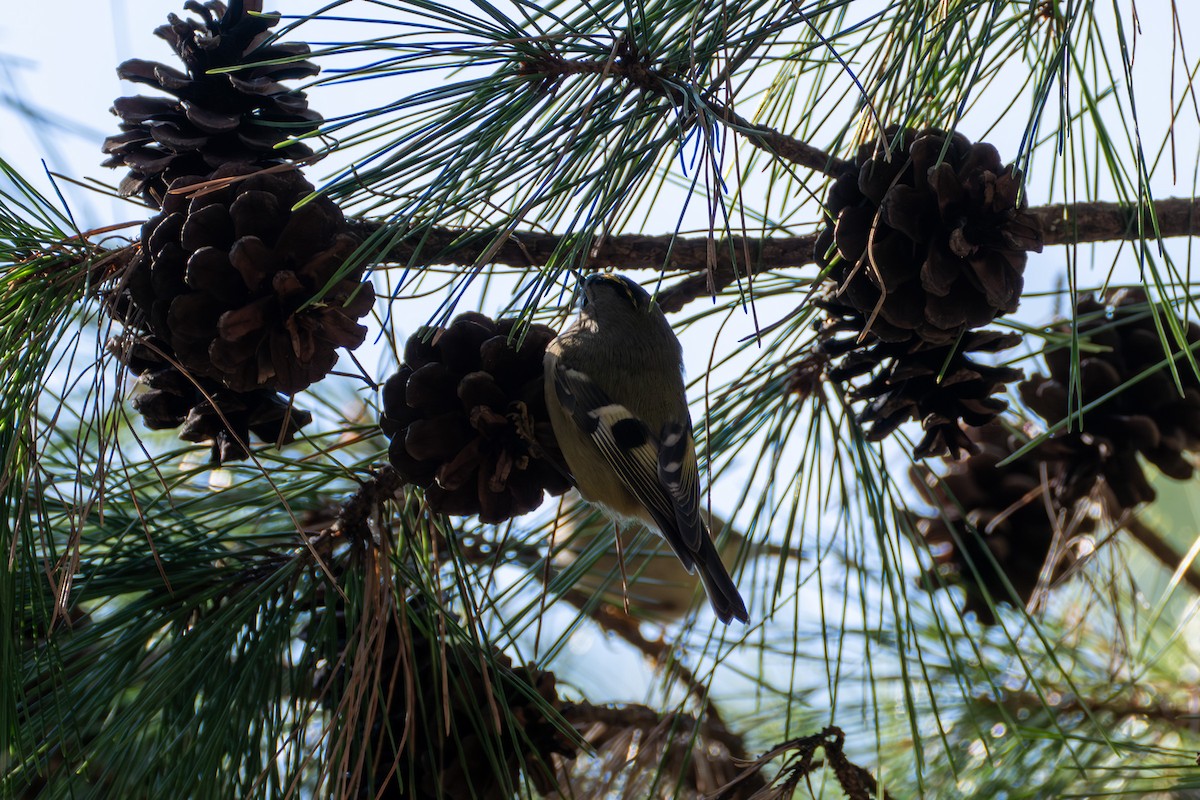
[611,418,649,449]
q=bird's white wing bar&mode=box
[658,422,704,553]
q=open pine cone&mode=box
[908,423,1092,624]
[811,127,1041,459]
[1019,289,1200,509]
[102,0,321,206]
[815,126,1042,347]
[115,162,373,395]
[816,296,1023,458]
[109,335,311,463]
[382,313,571,524]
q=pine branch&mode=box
[347,196,1200,311]
[559,588,723,722]
[560,700,766,797]
[1037,198,1200,245]
[516,46,853,176]
[978,688,1199,730]
[561,701,751,759]
[708,725,889,800]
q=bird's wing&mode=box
[550,361,698,570]
[657,422,704,553]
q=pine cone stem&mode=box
[337,465,405,544]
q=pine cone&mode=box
[810,127,1039,458]
[102,0,321,206]
[908,423,1091,623]
[311,601,576,798]
[111,335,311,463]
[381,313,571,524]
[817,296,1023,458]
[115,162,373,395]
[1019,289,1200,509]
[814,126,1042,347]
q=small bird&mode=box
[543,273,749,624]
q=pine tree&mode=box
[4,2,1200,798]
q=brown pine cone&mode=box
[908,423,1092,624]
[111,335,311,463]
[115,163,373,395]
[814,126,1042,347]
[102,0,321,206]
[310,601,576,798]
[810,126,1040,458]
[382,313,571,524]
[1019,289,1200,509]
[817,296,1023,458]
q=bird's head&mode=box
[581,273,654,317]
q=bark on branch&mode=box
[350,196,1200,313]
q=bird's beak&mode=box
[576,274,593,308]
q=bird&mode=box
[543,272,749,624]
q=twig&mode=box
[518,49,852,175]
[337,465,405,543]
[708,725,889,800]
[705,96,854,176]
[560,588,723,722]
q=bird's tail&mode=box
[693,535,749,624]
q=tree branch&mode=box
[1038,198,1200,245]
[559,588,723,722]
[518,48,852,175]
[350,196,1200,312]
